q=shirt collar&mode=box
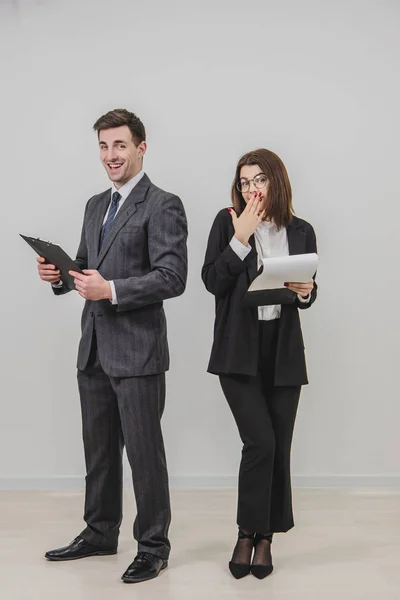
[258,219,277,230]
[111,170,144,201]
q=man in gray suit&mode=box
[37,109,188,583]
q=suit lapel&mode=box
[87,190,110,259]
[247,234,260,282]
[95,173,151,269]
[287,216,306,255]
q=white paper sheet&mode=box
[248,253,318,292]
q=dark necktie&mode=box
[99,191,121,250]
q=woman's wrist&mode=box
[234,233,249,246]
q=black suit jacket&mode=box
[201,209,317,385]
[54,174,188,377]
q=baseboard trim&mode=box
[0,475,399,491]
[292,475,400,488]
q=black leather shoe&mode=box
[121,552,168,583]
[45,536,117,561]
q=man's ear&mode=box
[138,141,147,158]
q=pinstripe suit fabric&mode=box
[54,174,188,558]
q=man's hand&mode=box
[284,279,314,298]
[69,269,112,301]
[37,256,61,283]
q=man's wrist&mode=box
[104,281,113,300]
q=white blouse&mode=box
[230,221,309,321]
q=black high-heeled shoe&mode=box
[228,530,255,579]
[251,533,273,579]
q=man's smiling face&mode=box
[99,125,146,189]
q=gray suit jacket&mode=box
[54,174,188,377]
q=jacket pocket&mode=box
[121,226,140,233]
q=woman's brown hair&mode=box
[231,149,294,229]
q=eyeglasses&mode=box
[236,174,268,193]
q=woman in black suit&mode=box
[201,149,317,580]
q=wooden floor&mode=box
[0,488,399,600]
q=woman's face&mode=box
[239,164,269,212]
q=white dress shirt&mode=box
[53,170,144,305]
[103,169,144,224]
[230,220,310,321]
[106,171,144,304]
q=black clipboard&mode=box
[20,234,83,291]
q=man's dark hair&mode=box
[93,109,146,146]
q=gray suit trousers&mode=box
[77,336,171,559]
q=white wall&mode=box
[1,0,399,488]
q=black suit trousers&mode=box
[219,319,301,534]
[77,334,171,559]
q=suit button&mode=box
[97,313,103,317]
[89,311,94,317]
